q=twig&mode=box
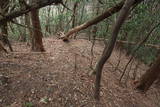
[10,52,49,54]
[125,59,134,85]
[60,2,71,11]
[132,61,140,80]
[114,47,122,72]
[90,32,96,70]
[74,53,77,72]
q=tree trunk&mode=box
[30,9,45,52]
[0,22,8,45]
[18,16,27,42]
[25,13,33,45]
[0,27,13,52]
[45,7,51,35]
[0,0,13,52]
[72,1,79,28]
[18,0,29,42]
[136,55,160,92]
[94,0,136,100]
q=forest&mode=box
[0,0,160,107]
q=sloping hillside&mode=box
[0,37,159,107]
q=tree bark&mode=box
[30,9,45,52]
[94,0,136,100]
[136,55,160,92]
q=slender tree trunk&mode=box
[19,16,27,42]
[136,55,160,91]
[45,7,51,34]
[0,0,13,52]
[94,0,136,100]
[1,22,8,37]
[78,2,85,25]
[72,1,79,28]
[25,13,33,45]
[0,22,8,45]
[30,9,45,52]
[24,0,33,45]
[0,25,13,52]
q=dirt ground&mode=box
[0,37,160,107]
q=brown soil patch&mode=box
[0,37,160,107]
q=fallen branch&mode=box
[60,0,125,41]
[10,52,50,54]
[61,0,143,41]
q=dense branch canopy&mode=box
[0,0,62,24]
[60,0,144,41]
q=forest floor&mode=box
[0,35,160,107]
